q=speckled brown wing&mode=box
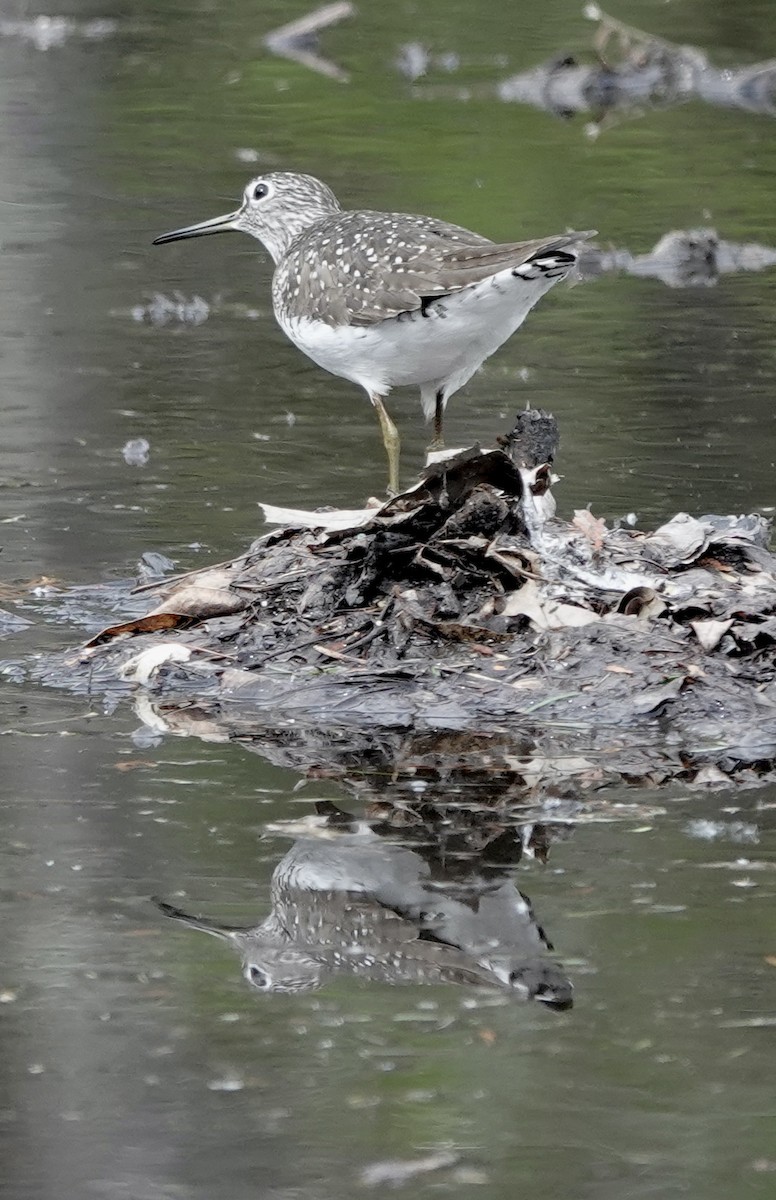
[275,209,589,328]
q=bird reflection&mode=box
[156,802,572,1009]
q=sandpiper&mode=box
[154,172,593,493]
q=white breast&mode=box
[276,265,566,400]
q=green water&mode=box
[1,1,775,1196]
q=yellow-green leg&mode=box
[371,394,400,496]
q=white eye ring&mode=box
[246,964,270,988]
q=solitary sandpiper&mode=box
[154,172,593,493]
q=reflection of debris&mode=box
[264,2,355,83]
[360,1151,460,1188]
[136,551,176,586]
[156,797,573,1006]
[685,819,759,844]
[121,294,260,325]
[498,5,776,132]
[36,408,776,777]
[578,229,776,290]
[395,42,430,81]
[0,16,117,51]
[395,43,461,82]
[130,293,210,326]
[0,608,34,636]
[121,438,150,467]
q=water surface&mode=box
[1,1,775,1196]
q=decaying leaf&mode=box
[644,513,710,567]
[572,508,607,552]
[690,617,734,652]
[84,611,196,648]
[502,581,600,630]
[618,586,666,619]
[85,567,250,647]
[631,675,687,715]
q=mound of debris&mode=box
[44,409,775,765]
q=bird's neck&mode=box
[262,200,341,263]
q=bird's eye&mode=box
[253,183,270,201]
[247,964,270,989]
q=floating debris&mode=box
[497,5,776,132]
[394,44,462,82]
[0,609,34,637]
[234,148,263,165]
[130,292,210,327]
[121,438,150,467]
[206,1075,245,1093]
[395,42,430,82]
[360,1150,460,1188]
[136,551,177,586]
[578,229,776,290]
[0,16,117,51]
[264,2,355,82]
[685,819,759,844]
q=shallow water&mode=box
[1,1,775,1196]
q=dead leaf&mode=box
[764,955,776,967]
[618,586,666,619]
[696,556,735,574]
[632,675,687,715]
[644,513,710,567]
[478,1028,497,1045]
[114,760,157,771]
[85,567,250,647]
[690,618,734,652]
[572,508,607,552]
[84,611,195,648]
[605,663,635,675]
[0,575,61,600]
[503,581,600,630]
[485,541,543,582]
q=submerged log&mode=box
[37,408,776,784]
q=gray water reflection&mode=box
[157,801,572,1007]
[1,713,774,1199]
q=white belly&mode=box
[276,265,562,403]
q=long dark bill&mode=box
[152,209,241,245]
[153,897,251,940]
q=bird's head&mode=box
[153,172,341,263]
[241,945,327,994]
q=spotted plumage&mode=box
[155,825,572,1005]
[154,172,593,492]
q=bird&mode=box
[154,821,572,1007]
[154,172,593,494]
